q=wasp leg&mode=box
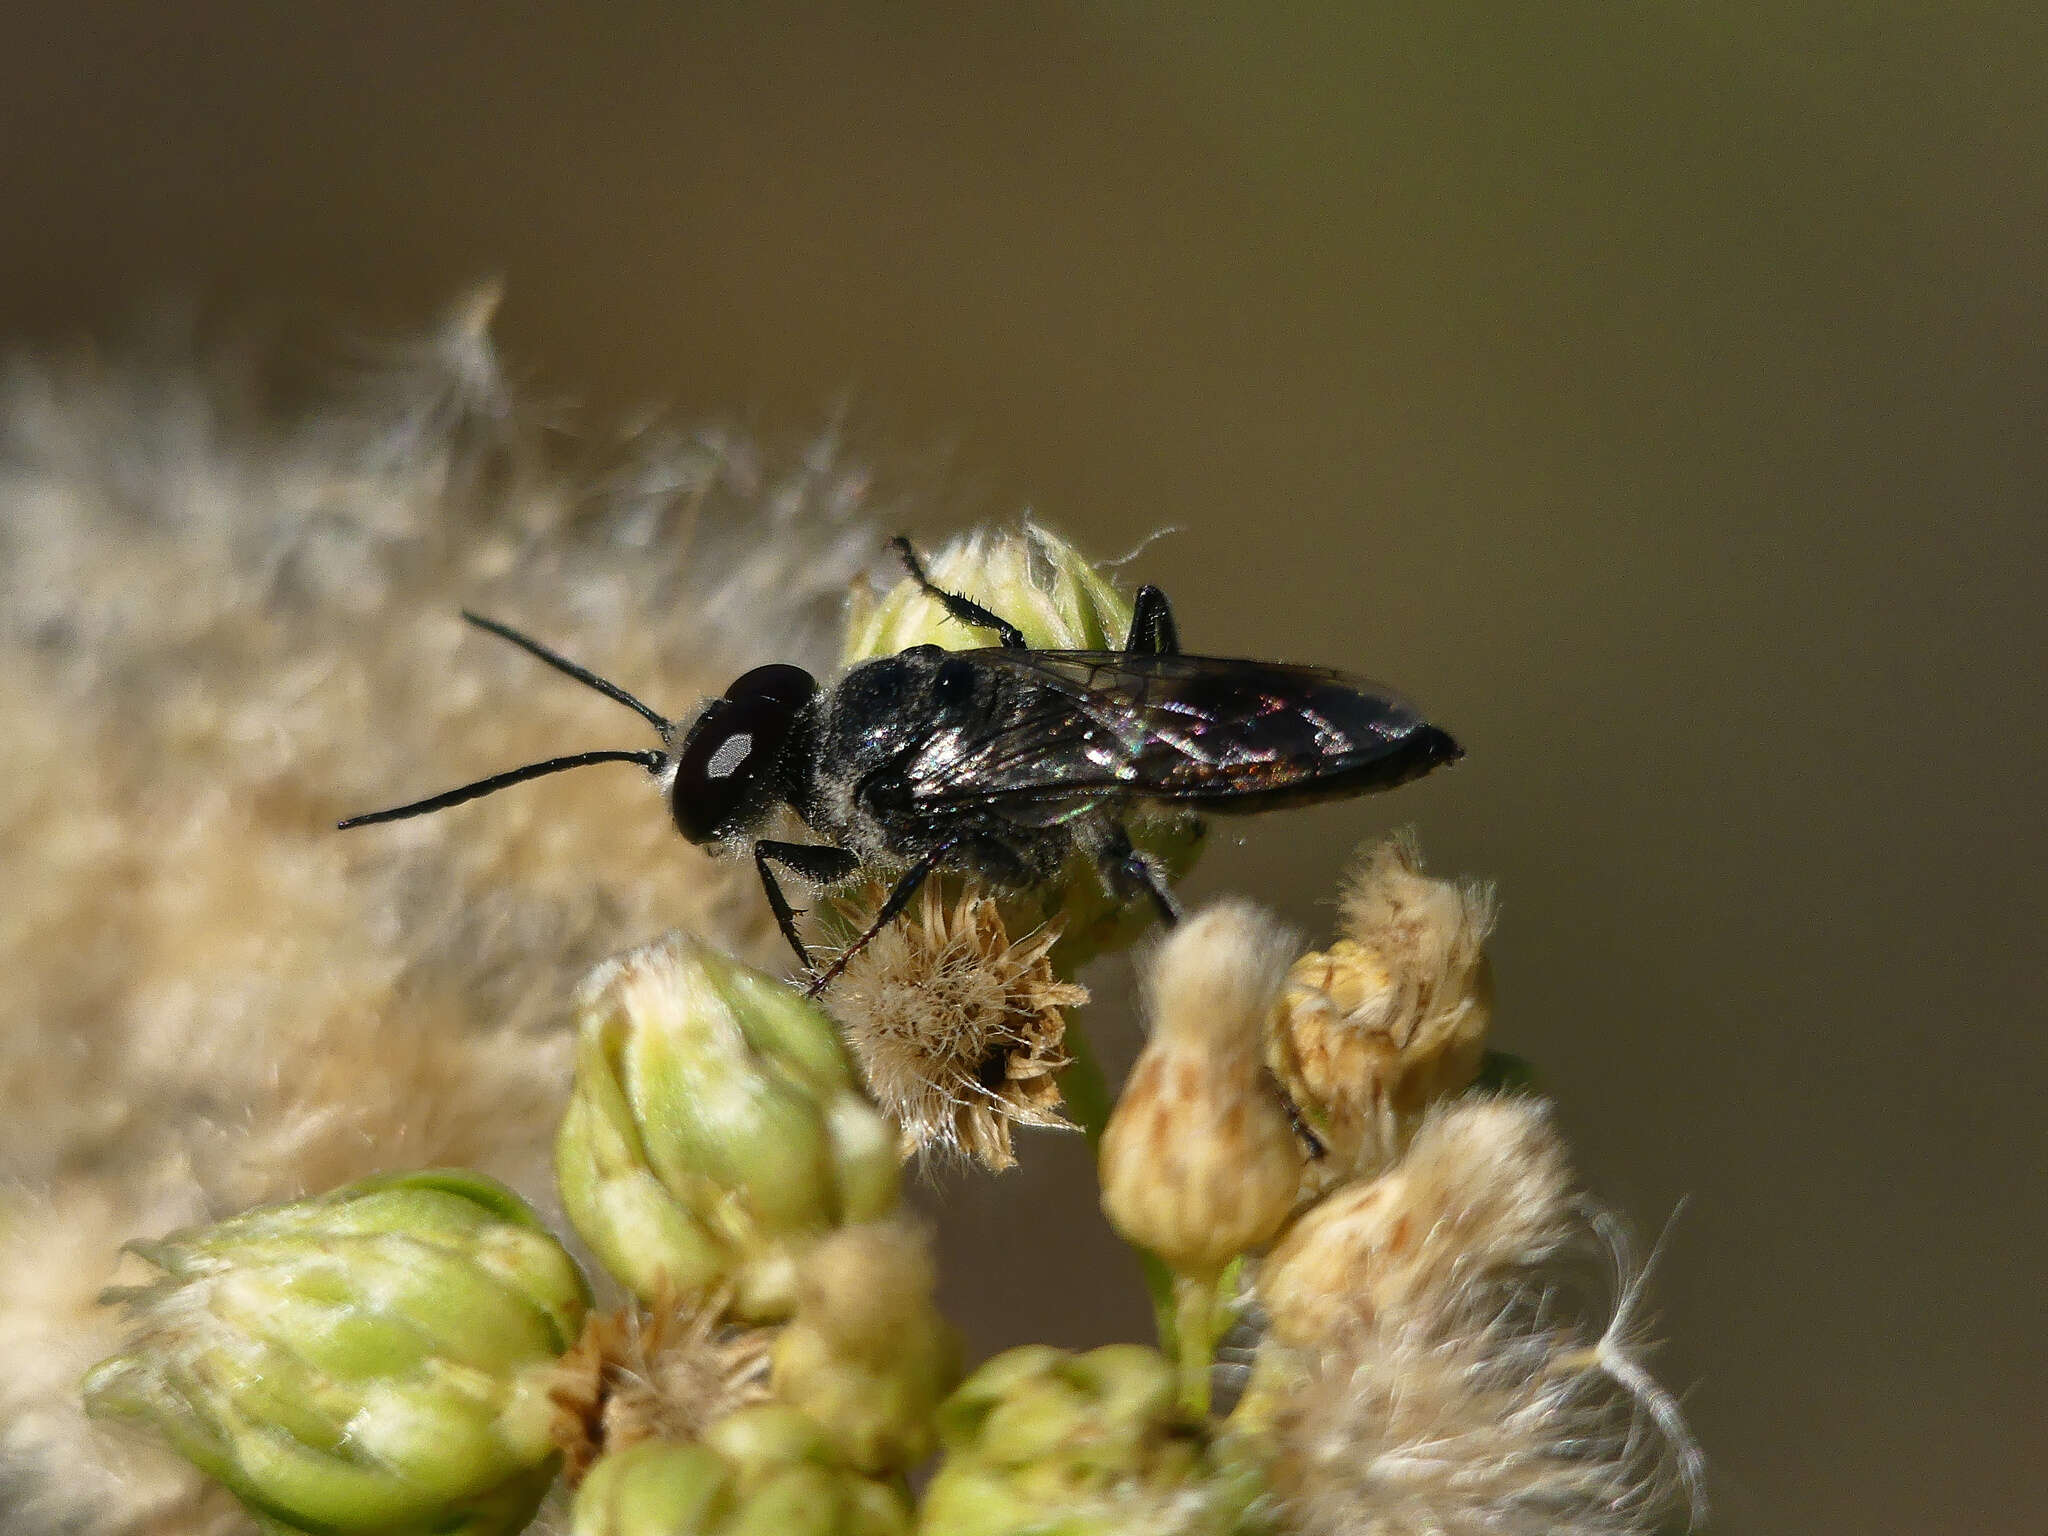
[804,837,964,996]
[889,535,1028,649]
[754,840,863,970]
[1089,817,1182,927]
[1125,584,1180,656]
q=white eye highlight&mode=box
[706,732,754,780]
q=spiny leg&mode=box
[804,836,964,996]
[754,840,863,970]
[888,535,1028,649]
[1125,583,1180,655]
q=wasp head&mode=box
[667,663,819,844]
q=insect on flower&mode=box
[339,537,1463,992]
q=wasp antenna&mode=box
[336,749,666,829]
[461,611,673,734]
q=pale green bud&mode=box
[571,1421,911,1536]
[921,1345,1259,1536]
[556,933,900,1319]
[572,1442,735,1536]
[844,525,1133,661]
[84,1170,589,1536]
[840,526,1205,963]
[770,1224,961,1475]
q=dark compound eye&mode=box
[671,692,797,843]
[726,663,816,711]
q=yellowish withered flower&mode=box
[771,1222,962,1475]
[1100,902,1305,1281]
[824,883,1086,1170]
[548,1291,775,1484]
[555,933,901,1321]
[1268,834,1496,1188]
[1257,1097,1575,1350]
[839,525,1205,965]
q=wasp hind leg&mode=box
[889,535,1029,649]
[1088,816,1181,927]
[754,840,863,970]
[1125,584,1180,655]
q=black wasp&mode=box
[340,536,1462,992]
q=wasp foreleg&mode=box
[754,840,863,970]
[803,835,966,996]
[889,535,1029,649]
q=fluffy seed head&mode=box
[1260,1097,1576,1347]
[1100,902,1305,1278]
[1269,834,1497,1187]
[0,306,883,1528]
[825,882,1085,1170]
[1246,1096,1705,1536]
[1260,1223,1704,1536]
[0,1174,237,1536]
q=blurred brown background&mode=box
[3,6,2041,1532]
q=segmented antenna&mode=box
[460,610,672,733]
[334,612,673,831]
[336,749,665,829]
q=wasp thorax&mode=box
[669,664,818,844]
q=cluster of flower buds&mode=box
[84,936,950,1536]
[555,933,901,1320]
[570,1406,911,1536]
[770,1222,961,1474]
[84,1170,590,1536]
[76,527,1698,1536]
[920,1344,1256,1536]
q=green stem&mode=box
[1060,1020,1180,1353]
[1058,1019,1113,1148]
[1172,1273,1219,1418]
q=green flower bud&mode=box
[770,1224,961,1475]
[844,525,1133,661]
[840,526,1205,963]
[921,1344,1259,1536]
[83,1169,589,1536]
[573,1442,736,1536]
[556,933,900,1319]
[572,1420,912,1536]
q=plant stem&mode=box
[1059,1018,1113,1148]
[1173,1272,1219,1418]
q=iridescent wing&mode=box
[896,649,1458,816]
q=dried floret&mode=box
[825,883,1085,1170]
[1268,834,1496,1188]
